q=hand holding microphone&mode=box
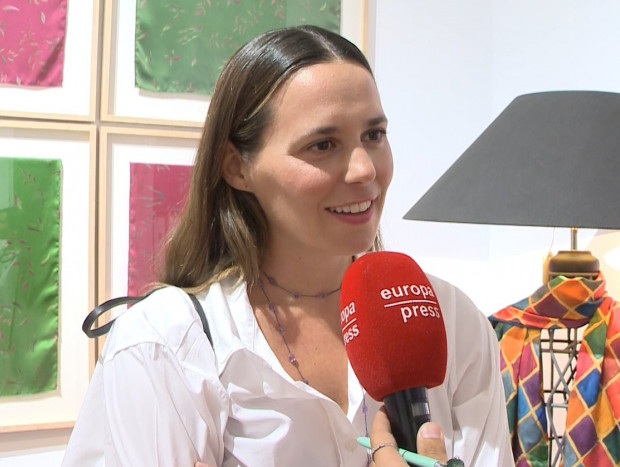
[369,407,451,466]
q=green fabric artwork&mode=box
[135,0,341,95]
[0,157,61,396]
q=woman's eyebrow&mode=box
[300,115,388,139]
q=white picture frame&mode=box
[0,120,96,432]
[0,1,100,122]
[100,0,368,126]
[98,126,201,306]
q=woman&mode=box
[63,26,512,466]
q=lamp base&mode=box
[546,250,600,282]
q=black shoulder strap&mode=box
[82,294,146,338]
[188,293,213,346]
[82,290,212,347]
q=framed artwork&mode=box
[135,1,341,95]
[0,120,96,432]
[97,126,200,316]
[99,0,368,126]
[0,1,100,122]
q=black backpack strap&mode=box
[82,289,212,347]
[82,295,145,338]
[188,293,212,347]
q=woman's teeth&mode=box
[329,200,372,214]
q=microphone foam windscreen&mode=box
[340,251,448,401]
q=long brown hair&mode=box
[160,25,381,293]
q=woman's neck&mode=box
[259,252,353,297]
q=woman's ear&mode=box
[222,141,251,192]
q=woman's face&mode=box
[231,60,393,259]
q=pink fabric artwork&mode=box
[127,163,193,296]
[0,0,67,87]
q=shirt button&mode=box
[345,438,358,451]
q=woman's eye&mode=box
[366,129,387,142]
[310,140,333,152]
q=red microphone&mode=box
[340,251,447,452]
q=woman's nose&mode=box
[344,146,376,184]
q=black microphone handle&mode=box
[383,386,431,453]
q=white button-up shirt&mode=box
[63,276,514,466]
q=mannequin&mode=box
[540,249,599,466]
[490,237,620,467]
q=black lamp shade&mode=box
[404,91,620,230]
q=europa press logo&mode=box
[339,252,446,348]
[340,301,359,345]
[379,282,442,323]
[340,281,442,345]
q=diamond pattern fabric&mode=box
[489,274,620,466]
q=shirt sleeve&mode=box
[66,287,229,467]
[102,342,226,466]
[438,281,515,467]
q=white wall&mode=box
[0,427,69,467]
[4,1,620,463]
[373,0,620,314]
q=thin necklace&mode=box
[257,278,309,384]
[363,395,371,467]
[257,275,370,465]
[263,270,341,299]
